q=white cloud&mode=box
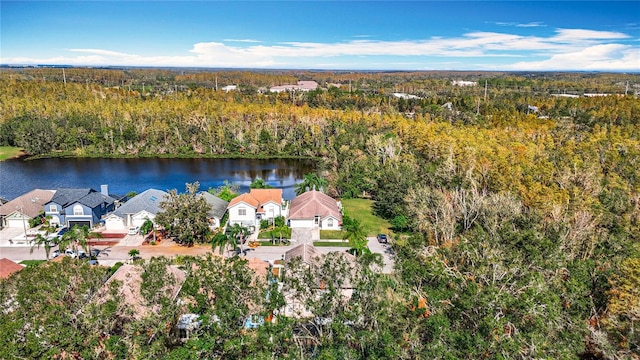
[2,28,637,71]
[222,39,262,43]
[493,21,546,28]
[503,44,640,71]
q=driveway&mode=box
[367,236,395,274]
[290,227,318,244]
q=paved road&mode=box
[0,228,395,273]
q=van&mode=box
[128,226,140,235]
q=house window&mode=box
[49,205,58,213]
[73,205,83,216]
[238,207,246,216]
[327,218,333,227]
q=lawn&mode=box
[20,260,46,267]
[341,198,393,237]
[258,227,292,239]
[313,241,350,247]
[0,146,24,161]
[319,230,345,239]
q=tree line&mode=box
[0,69,638,358]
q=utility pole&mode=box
[625,81,629,95]
[62,68,66,86]
[484,80,488,101]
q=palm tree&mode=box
[128,249,140,262]
[342,216,370,256]
[59,225,101,257]
[30,234,54,260]
[30,216,57,260]
[229,223,249,255]
[211,232,238,256]
[294,173,328,195]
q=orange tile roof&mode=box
[228,193,260,209]
[0,258,25,279]
[227,189,282,210]
[249,189,282,205]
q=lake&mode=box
[0,157,315,201]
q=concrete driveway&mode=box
[290,227,318,243]
[367,236,395,274]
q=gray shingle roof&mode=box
[113,189,168,217]
[50,188,115,209]
[199,192,229,219]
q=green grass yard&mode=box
[0,146,24,161]
[341,198,393,237]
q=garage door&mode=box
[105,217,125,230]
[6,218,28,228]
[68,221,91,229]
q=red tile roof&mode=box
[227,189,282,211]
[228,193,260,209]
[0,258,25,279]
[288,190,341,221]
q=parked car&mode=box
[64,249,86,259]
[51,249,61,258]
[128,226,140,235]
[376,234,388,244]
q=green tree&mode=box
[249,177,273,189]
[228,223,249,255]
[58,225,100,257]
[29,216,58,260]
[294,172,328,195]
[128,248,140,261]
[211,232,237,256]
[342,215,370,256]
[156,182,212,246]
[140,218,154,235]
[210,180,239,202]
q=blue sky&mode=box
[2,1,639,71]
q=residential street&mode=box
[0,228,395,273]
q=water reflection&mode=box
[0,157,315,200]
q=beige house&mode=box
[0,189,55,229]
[227,189,284,227]
[287,190,342,230]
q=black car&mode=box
[376,234,388,243]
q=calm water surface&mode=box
[0,158,315,201]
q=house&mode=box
[283,243,324,264]
[0,258,25,279]
[198,192,229,229]
[44,186,116,228]
[221,85,237,92]
[90,264,186,320]
[288,190,342,230]
[452,80,477,87]
[270,81,318,93]
[103,188,168,231]
[0,189,55,229]
[281,245,358,318]
[227,188,284,227]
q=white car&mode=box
[128,226,140,235]
[64,249,87,259]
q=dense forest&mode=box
[1,68,639,359]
